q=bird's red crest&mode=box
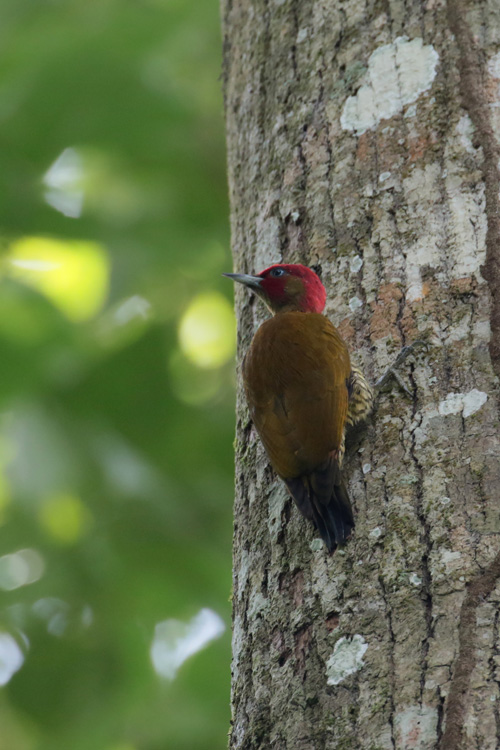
[257,264,326,313]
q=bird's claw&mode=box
[383,368,412,397]
[375,340,427,397]
[391,340,427,369]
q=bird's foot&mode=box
[374,340,428,398]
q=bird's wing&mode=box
[243,312,350,479]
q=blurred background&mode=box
[0,1,235,749]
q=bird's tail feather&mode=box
[284,469,354,553]
[310,478,354,552]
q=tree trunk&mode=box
[222,1,500,747]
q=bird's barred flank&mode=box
[346,365,374,427]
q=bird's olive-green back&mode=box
[243,312,350,478]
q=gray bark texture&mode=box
[221,1,500,748]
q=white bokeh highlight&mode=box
[150,608,225,680]
[0,633,25,686]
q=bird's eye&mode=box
[270,268,285,278]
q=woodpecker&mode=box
[224,263,373,553]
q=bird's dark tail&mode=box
[311,478,354,553]
[285,458,354,553]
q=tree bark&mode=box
[222,1,500,748]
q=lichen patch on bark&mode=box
[438,389,488,417]
[340,38,440,136]
[325,634,369,685]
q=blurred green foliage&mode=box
[0,1,235,748]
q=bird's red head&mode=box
[224,263,326,314]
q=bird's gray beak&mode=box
[222,272,263,291]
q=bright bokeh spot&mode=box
[38,493,91,544]
[178,292,235,369]
[43,147,84,218]
[0,549,45,591]
[7,236,109,321]
[150,608,225,681]
[0,633,25,686]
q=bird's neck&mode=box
[272,303,318,315]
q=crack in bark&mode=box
[279,2,308,266]
[436,690,445,746]
[317,66,339,254]
[378,561,397,750]
[439,551,500,750]
[258,0,271,140]
[408,365,435,703]
[446,0,500,382]
[289,0,300,83]
[220,0,234,106]
[437,3,500,747]
[488,608,500,745]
